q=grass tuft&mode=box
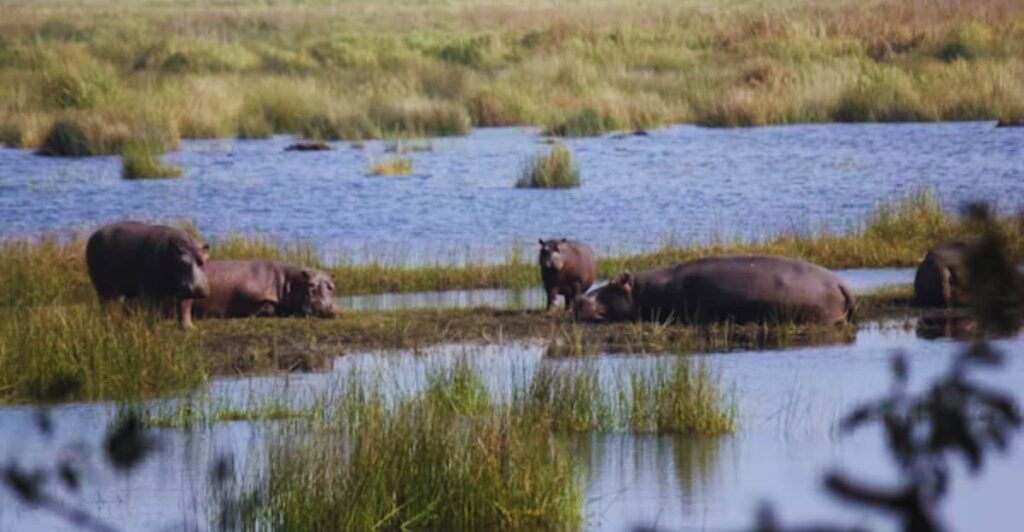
[370,156,413,176]
[543,107,618,137]
[121,143,182,180]
[516,143,580,189]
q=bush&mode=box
[36,120,92,156]
[543,107,618,137]
[516,143,580,189]
[834,67,933,122]
[121,143,182,180]
[938,22,993,62]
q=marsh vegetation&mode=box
[1,0,1023,152]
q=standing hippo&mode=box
[86,221,210,329]
[539,238,596,312]
[574,255,855,324]
[193,260,340,319]
[913,236,980,307]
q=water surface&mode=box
[2,123,1020,262]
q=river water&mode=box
[1,122,1021,263]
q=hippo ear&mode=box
[301,269,314,282]
[538,238,545,246]
[560,238,567,244]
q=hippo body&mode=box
[538,239,596,311]
[913,237,980,307]
[575,255,855,324]
[86,221,210,328]
[193,260,340,319]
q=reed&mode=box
[121,143,182,180]
[515,143,580,189]
[369,156,414,176]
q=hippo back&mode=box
[86,221,209,300]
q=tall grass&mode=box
[218,357,733,529]
[2,0,1024,145]
[0,304,207,403]
[516,143,580,188]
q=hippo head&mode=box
[168,236,210,299]
[574,272,636,323]
[292,269,341,319]
[538,238,568,271]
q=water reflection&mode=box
[340,268,914,312]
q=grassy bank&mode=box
[213,359,732,529]
[2,191,1014,299]
[1,0,1023,150]
[216,191,1024,295]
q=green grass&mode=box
[0,304,207,403]
[2,0,1024,147]
[369,156,413,175]
[516,143,580,188]
[3,190,1020,300]
[213,357,732,529]
[121,143,182,180]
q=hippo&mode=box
[86,221,210,329]
[539,238,596,312]
[913,236,980,307]
[193,260,340,319]
[574,255,855,324]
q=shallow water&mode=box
[2,122,1021,263]
[2,322,1020,531]
[339,267,915,311]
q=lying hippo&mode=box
[913,236,979,307]
[193,260,340,319]
[86,221,210,329]
[539,238,596,311]
[575,255,855,324]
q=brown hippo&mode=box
[86,221,210,329]
[913,236,980,307]
[193,260,340,319]
[539,238,596,312]
[574,255,855,324]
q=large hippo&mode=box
[86,221,210,329]
[539,238,596,311]
[193,260,340,319]
[913,236,979,307]
[574,255,855,324]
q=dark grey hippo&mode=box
[193,260,340,319]
[539,238,596,312]
[86,221,210,329]
[574,255,855,324]
[913,236,980,307]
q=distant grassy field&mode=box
[1,0,1022,151]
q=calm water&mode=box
[339,267,915,311]
[2,322,1021,531]
[1,122,1022,263]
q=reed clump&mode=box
[370,156,413,175]
[121,143,182,180]
[516,143,580,189]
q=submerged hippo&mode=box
[539,238,596,311]
[574,255,855,324]
[913,236,980,307]
[86,221,210,329]
[193,260,340,319]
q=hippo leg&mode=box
[564,282,582,311]
[255,302,277,317]
[177,298,195,330]
[546,287,561,313]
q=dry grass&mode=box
[0,0,1022,146]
